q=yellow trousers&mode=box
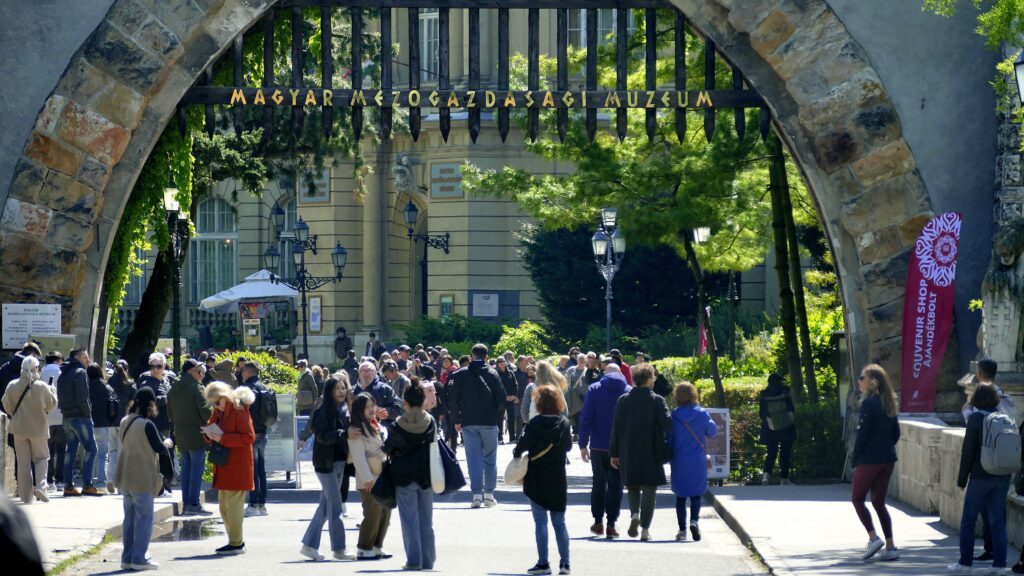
[219,489,246,546]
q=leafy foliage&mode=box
[495,321,552,358]
[215,350,300,395]
[396,315,504,348]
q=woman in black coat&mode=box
[758,374,797,485]
[514,385,572,576]
[609,364,671,542]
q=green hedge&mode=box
[215,350,299,395]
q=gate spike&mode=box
[703,36,716,142]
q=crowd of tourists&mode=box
[10,337,1019,574]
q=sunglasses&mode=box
[150,364,164,369]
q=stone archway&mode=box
[1,0,932,392]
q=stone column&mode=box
[362,152,384,332]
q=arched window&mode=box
[278,199,298,279]
[190,198,237,302]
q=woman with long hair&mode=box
[300,374,355,561]
[114,387,173,570]
[1,356,57,503]
[87,362,117,493]
[851,364,900,562]
[106,360,137,492]
[348,392,392,559]
[204,381,256,556]
[515,385,573,575]
[522,361,568,423]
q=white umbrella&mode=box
[198,269,297,314]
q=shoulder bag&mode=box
[370,459,397,509]
[504,442,554,486]
[683,420,712,471]
[437,437,466,495]
[207,411,231,466]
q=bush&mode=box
[495,321,551,358]
[436,341,475,358]
[216,350,300,395]
[396,315,503,347]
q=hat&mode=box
[609,349,622,357]
[182,359,202,373]
[600,355,614,364]
[398,344,411,352]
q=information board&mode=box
[430,163,463,198]
[705,408,731,480]
[471,293,499,317]
[264,393,297,474]
[2,304,61,349]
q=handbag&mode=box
[504,443,554,486]
[429,440,446,494]
[371,460,398,509]
[437,438,466,495]
[208,441,230,466]
[683,420,712,471]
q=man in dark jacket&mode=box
[759,374,796,485]
[496,357,519,442]
[57,348,101,496]
[578,364,629,538]
[237,361,272,517]
[451,343,505,508]
[333,326,353,361]
[354,361,403,428]
[0,343,41,406]
[168,359,214,515]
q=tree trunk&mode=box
[768,133,804,401]
[779,152,819,403]
[682,233,726,408]
[94,280,111,365]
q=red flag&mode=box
[698,307,710,356]
[899,212,961,412]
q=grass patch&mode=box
[46,534,115,576]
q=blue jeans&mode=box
[64,417,97,489]
[530,500,569,565]
[396,484,436,569]
[302,462,347,552]
[93,427,116,484]
[180,449,206,507]
[250,434,267,506]
[121,490,155,565]
[461,425,498,493]
[960,475,1010,568]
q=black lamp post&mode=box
[728,272,740,361]
[402,200,450,317]
[263,214,348,358]
[592,207,625,353]
[164,189,189,374]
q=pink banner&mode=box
[900,212,961,412]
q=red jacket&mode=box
[208,397,256,492]
[620,362,632,386]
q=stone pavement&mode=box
[708,483,1024,575]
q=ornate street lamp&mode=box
[164,188,189,373]
[270,203,285,236]
[592,209,625,353]
[402,199,450,317]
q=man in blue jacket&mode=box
[56,348,101,496]
[451,343,505,508]
[579,362,629,538]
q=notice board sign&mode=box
[265,393,297,474]
[3,304,61,349]
[431,163,463,198]
[471,293,499,317]
[705,408,731,480]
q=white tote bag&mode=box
[503,443,554,486]
[429,441,446,494]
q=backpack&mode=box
[764,393,794,431]
[256,386,278,429]
[106,391,120,422]
[981,411,1022,476]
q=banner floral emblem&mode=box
[915,212,962,288]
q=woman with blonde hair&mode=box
[203,381,256,556]
[2,355,57,503]
[850,364,900,562]
[521,361,568,423]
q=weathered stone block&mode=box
[867,297,903,342]
[0,233,83,297]
[25,132,82,177]
[861,250,911,309]
[34,95,66,135]
[134,17,183,58]
[107,0,151,36]
[1003,154,1023,187]
[899,212,935,247]
[84,21,166,94]
[55,58,112,104]
[750,10,795,56]
[204,0,260,47]
[8,159,47,204]
[726,0,782,34]
[46,214,95,252]
[812,129,858,174]
[0,198,51,240]
[92,82,147,129]
[841,175,930,236]
[38,171,101,222]
[56,100,131,165]
[851,139,915,189]
[853,105,900,148]
[857,225,903,266]
[139,0,206,46]
[76,156,112,191]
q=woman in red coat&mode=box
[204,381,255,556]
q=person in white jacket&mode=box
[2,356,57,503]
[348,392,392,560]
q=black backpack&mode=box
[254,386,278,429]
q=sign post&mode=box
[2,304,61,349]
[705,408,731,480]
[264,394,299,488]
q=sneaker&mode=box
[483,492,497,507]
[106,482,116,494]
[627,515,640,538]
[527,562,552,575]
[82,486,104,496]
[402,564,422,571]
[47,483,57,492]
[357,548,380,560]
[63,487,81,497]
[863,537,884,560]
[879,547,900,562]
[244,506,260,518]
[605,526,619,539]
[471,494,483,509]
[192,505,213,517]
[559,561,571,575]
[945,563,972,574]
[690,523,702,542]
[761,472,770,485]
[589,522,604,537]
[341,502,348,517]
[300,545,324,561]
[33,488,49,503]
[259,505,269,516]
[977,552,995,562]
[780,478,793,486]
[676,530,687,541]
[121,561,132,570]
[640,528,651,542]
[373,547,393,559]
[333,549,355,561]
[216,543,246,555]
[55,482,64,491]
[130,560,159,570]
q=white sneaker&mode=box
[373,547,393,559]
[675,530,687,541]
[357,548,380,559]
[878,547,900,562]
[260,505,269,516]
[333,549,355,561]
[130,560,159,571]
[640,528,651,542]
[341,502,348,517]
[862,537,884,560]
[244,506,260,518]
[33,488,49,503]
[471,494,483,509]
[945,562,972,574]
[300,545,324,561]
[483,492,497,507]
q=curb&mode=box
[706,489,795,576]
[47,500,179,573]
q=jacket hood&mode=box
[673,404,708,425]
[530,414,567,442]
[764,382,790,396]
[236,386,256,407]
[398,407,433,435]
[468,359,489,373]
[598,372,628,390]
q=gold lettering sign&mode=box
[304,89,317,106]
[254,89,266,105]
[677,91,688,107]
[562,91,574,107]
[323,90,332,107]
[289,89,301,106]
[392,91,402,107]
[408,90,421,107]
[374,90,384,106]
[351,90,367,106]
[696,91,713,107]
[645,91,656,108]
[447,92,460,107]
[504,93,516,107]
[542,91,555,108]
[582,91,587,107]
[429,91,440,106]
[661,91,671,107]
[230,89,247,105]
[272,90,284,105]
[466,91,477,108]
[525,91,534,107]
[605,92,621,108]
[485,91,496,107]
[627,92,639,107]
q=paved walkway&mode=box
[709,483,1022,575]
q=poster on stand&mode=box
[705,408,731,480]
[264,394,297,481]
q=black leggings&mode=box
[676,496,702,529]
[765,436,794,479]
[340,463,354,503]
